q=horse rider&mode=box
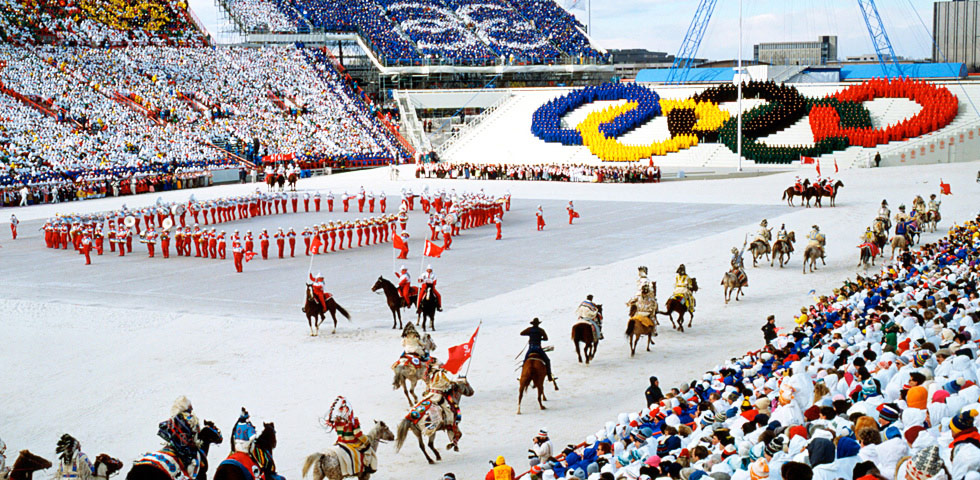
[396,265,413,308]
[913,195,926,213]
[55,434,93,480]
[627,283,658,330]
[574,294,602,340]
[807,225,825,247]
[232,408,257,453]
[793,176,804,193]
[401,323,432,363]
[417,265,442,312]
[730,244,747,286]
[878,200,892,231]
[776,223,793,252]
[673,264,695,313]
[521,318,557,386]
[636,266,653,295]
[928,194,942,220]
[324,397,376,474]
[863,226,875,243]
[309,272,330,310]
[754,219,771,248]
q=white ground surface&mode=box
[2,163,979,480]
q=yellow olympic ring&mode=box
[576,99,729,162]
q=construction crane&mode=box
[665,0,903,85]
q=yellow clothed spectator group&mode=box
[576,99,728,162]
[78,0,184,32]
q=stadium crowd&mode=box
[519,217,980,480]
[221,0,299,33]
[416,162,662,183]
[448,0,562,63]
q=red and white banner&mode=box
[262,153,295,163]
[423,240,444,258]
[443,325,479,374]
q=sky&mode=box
[567,0,941,61]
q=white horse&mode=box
[392,333,437,405]
[301,421,394,480]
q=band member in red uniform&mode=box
[536,206,545,231]
[566,201,579,225]
[232,240,244,273]
[259,229,270,260]
[495,215,502,240]
[81,234,93,265]
[160,229,171,259]
[288,228,297,257]
[276,228,286,258]
[9,214,18,239]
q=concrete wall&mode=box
[881,124,980,167]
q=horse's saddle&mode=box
[324,444,373,477]
[133,451,196,480]
[573,319,602,340]
[629,314,656,329]
[670,292,694,312]
[392,352,432,372]
[218,452,263,480]
[729,269,748,286]
[858,242,880,257]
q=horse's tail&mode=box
[301,453,322,478]
[392,367,404,389]
[335,303,351,321]
[395,418,411,452]
[625,318,635,337]
[782,189,788,200]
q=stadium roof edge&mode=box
[635,62,967,83]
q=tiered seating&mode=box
[376,0,495,64]
[0,0,205,46]
[446,0,561,63]
[293,0,420,64]
[504,0,603,59]
[223,0,300,33]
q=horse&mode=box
[747,239,770,267]
[301,421,394,480]
[660,278,698,332]
[2,450,52,480]
[571,305,602,364]
[889,235,910,259]
[302,284,350,335]
[392,335,437,406]
[265,173,276,192]
[213,423,275,480]
[371,276,417,330]
[858,244,878,269]
[395,378,475,463]
[771,232,795,268]
[625,314,657,357]
[803,186,823,208]
[803,243,825,274]
[287,173,298,192]
[92,455,123,480]
[275,174,285,192]
[814,180,844,207]
[873,216,891,236]
[925,210,941,233]
[517,354,548,414]
[416,287,438,332]
[721,269,746,304]
[781,179,811,207]
[125,420,223,480]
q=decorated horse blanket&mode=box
[133,451,195,480]
[324,444,373,476]
[218,452,263,480]
[573,319,601,340]
[405,400,435,426]
[858,242,880,257]
[629,314,656,329]
[391,353,434,373]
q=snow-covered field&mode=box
[1,162,978,479]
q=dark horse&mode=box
[571,305,602,364]
[814,180,845,207]
[93,454,124,480]
[781,178,811,207]
[5,450,52,480]
[125,420,223,480]
[214,423,275,480]
[286,173,298,192]
[302,284,350,336]
[416,287,438,332]
[517,354,548,414]
[371,276,417,330]
[660,278,698,332]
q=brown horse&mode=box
[781,179,811,207]
[371,276,417,329]
[660,278,698,332]
[803,244,825,274]
[625,315,657,357]
[814,180,844,207]
[302,284,351,335]
[93,455,124,480]
[889,235,910,259]
[265,173,276,192]
[571,305,602,364]
[517,354,549,414]
[4,450,52,480]
[214,423,275,480]
[771,232,795,267]
[747,240,770,267]
[287,173,298,192]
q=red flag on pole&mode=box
[310,235,321,252]
[443,325,479,374]
[940,179,952,195]
[393,233,407,251]
[244,251,256,262]
[800,156,815,165]
[834,159,839,173]
[815,158,821,177]
[423,239,444,258]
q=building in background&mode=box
[753,36,837,65]
[933,0,979,72]
[609,49,705,80]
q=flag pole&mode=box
[463,321,482,378]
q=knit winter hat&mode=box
[913,351,930,367]
[905,445,944,480]
[764,436,785,457]
[950,409,978,435]
[907,386,928,410]
[877,403,900,424]
[932,390,950,403]
[748,458,769,480]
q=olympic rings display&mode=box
[530,78,959,163]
